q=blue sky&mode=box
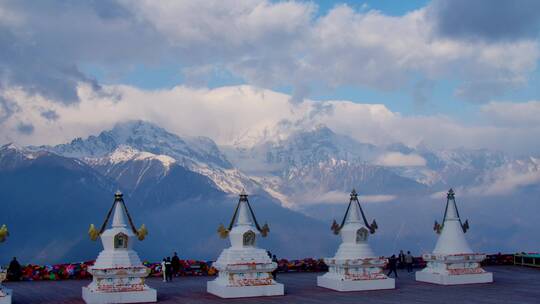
[1,0,539,154]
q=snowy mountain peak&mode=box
[102,145,177,170]
[1,142,20,151]
[33,120,232,169]
[1,142,41,160]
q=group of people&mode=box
[160,252,181,282]
[386,250,415,278]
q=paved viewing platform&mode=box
[3,266,539,303]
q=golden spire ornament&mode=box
[0,224,8,243]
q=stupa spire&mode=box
[218,190,269,238]
[112,191,127,228]
[345,190,362,224]
[235,190,253,226]
[432,189,473,255]
[434,189,469,234]
[332,189,377,234]
[88,191,147,242]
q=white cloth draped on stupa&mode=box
[317,189,395,291]
[0,224,11,304]
[82,191,156,304]
[416,189,493,285]
[207,191,284,298]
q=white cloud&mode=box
[294,190,396,205]
[119,1,539,103]
[1,84,539,156]
[481,100,540,126]
[467,159,540,196]
[375,152,427,167]
[359,194,397,203]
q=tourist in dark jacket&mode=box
[171,252,180,276]
[7,257,21,281]
[271,254,279,279]
[398,250,405,269]
[387,254,398,278]
[165,257,173,282]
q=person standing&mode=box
[7,257,21,281]
[161,258,167,282]
[398,250,405,269]
[386,254,398,278]
[171,252,180,277]
[271,254,279,279]
[165,257,173,282]
[405,251,414,273]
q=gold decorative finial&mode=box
[0,224,9,243]
[260,222,270,237]
[88,224,99,241]
[369,219,378,234]
[331,219,340,235]
[218,223,229,238]
[137,224,148,241]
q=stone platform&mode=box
[2,266,539,303]
[0,289,11,304]
[207,280,284,298]
[317,275,394,291]
[82,286,156,304]
[415,271,493,285]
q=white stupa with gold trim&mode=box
[318,190,395,291]
[207,191,284,298]
[82,191,156,304]
[0,224,11,304]
[416,189,493,285]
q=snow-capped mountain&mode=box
[33,120,231,168]
[405,146,510,187]
[223,125,428,206]
[31,120,260,195]
[223,121,540,207]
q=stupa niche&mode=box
[0,224,11,304]
[207,191,284,298]
[317,190,395,291]
[416,189,493,285]
[82,191,156,304]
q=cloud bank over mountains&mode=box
[1,84,539,156]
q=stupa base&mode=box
[415,271,493,285]
[207,281,284,298]
[317,276,395,292]
[0,289,12,304]
[82,287,157,304]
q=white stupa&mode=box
[82,191,156,304]
[416,189,493,285]
[0,224,11,304]
[207,191,284,298]
[317,190,395,291]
